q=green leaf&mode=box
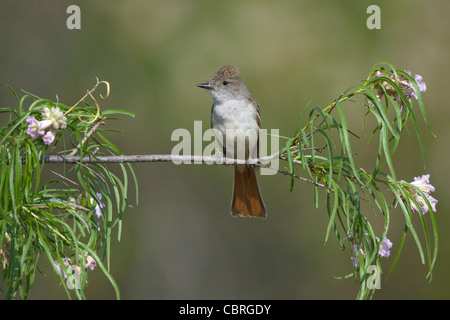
[335,100,361,184]
[101,109,135,117]
[285,138,295,192]
[388,182,425,264]
[397,70,434,137]
[324,181,339,245]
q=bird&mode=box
[197,65,267,218]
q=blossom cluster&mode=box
[26,106,67,145]
[406,174,438,214]
[52,193,104,279]
[350,174,438,266]
[54,251,97,279]
[351,236,393,267]
[371,70,426,110]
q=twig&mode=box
[68,119,105,156]
[64,77,110,117]
[28,203,91,212]
[257,162,331,190]
[45,168,79,185]
[305,95,342,140]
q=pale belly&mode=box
[211,99,259,159]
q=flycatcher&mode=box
[197,65,267,218]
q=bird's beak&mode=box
[197,82,213,90]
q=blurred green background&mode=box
[1,0,448,299]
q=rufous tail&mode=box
[231,165,267,218]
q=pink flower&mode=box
[371,70,426,110]
[26,116,45,139]
[377,237,393,258]
[350,236,393,267]
[54,257,71,279]
[409,174,438,214]
[41,129,56,145]
[84,252,97,271]
[25,106,67,145]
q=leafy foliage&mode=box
[280,62,437,299]
[0,63,438,300]
[0,80,137,299]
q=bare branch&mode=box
[42,153,279,165]
[38,152,333,190]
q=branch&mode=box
[68,119,105,156]
[40,153,330,189]
[42,153,278,165]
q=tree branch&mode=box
[40,153,331,189]
[42,153,278,165]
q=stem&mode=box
[292,87,365,145]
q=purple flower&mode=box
[350,235,393,267]
[377,237,393,258]
[26,116,54,145]
[54,257,71,279]
[24,106,66,145]
[92,193,105,219]
[415,74,427,92]
[41,129,56,145]
[371,70,426,110]
[409,174,438,214]
[84,252,97,271]
[26,116,45,139]
[351,243,365,267]
[411,74,427,99]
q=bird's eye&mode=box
[223,81,229,85]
